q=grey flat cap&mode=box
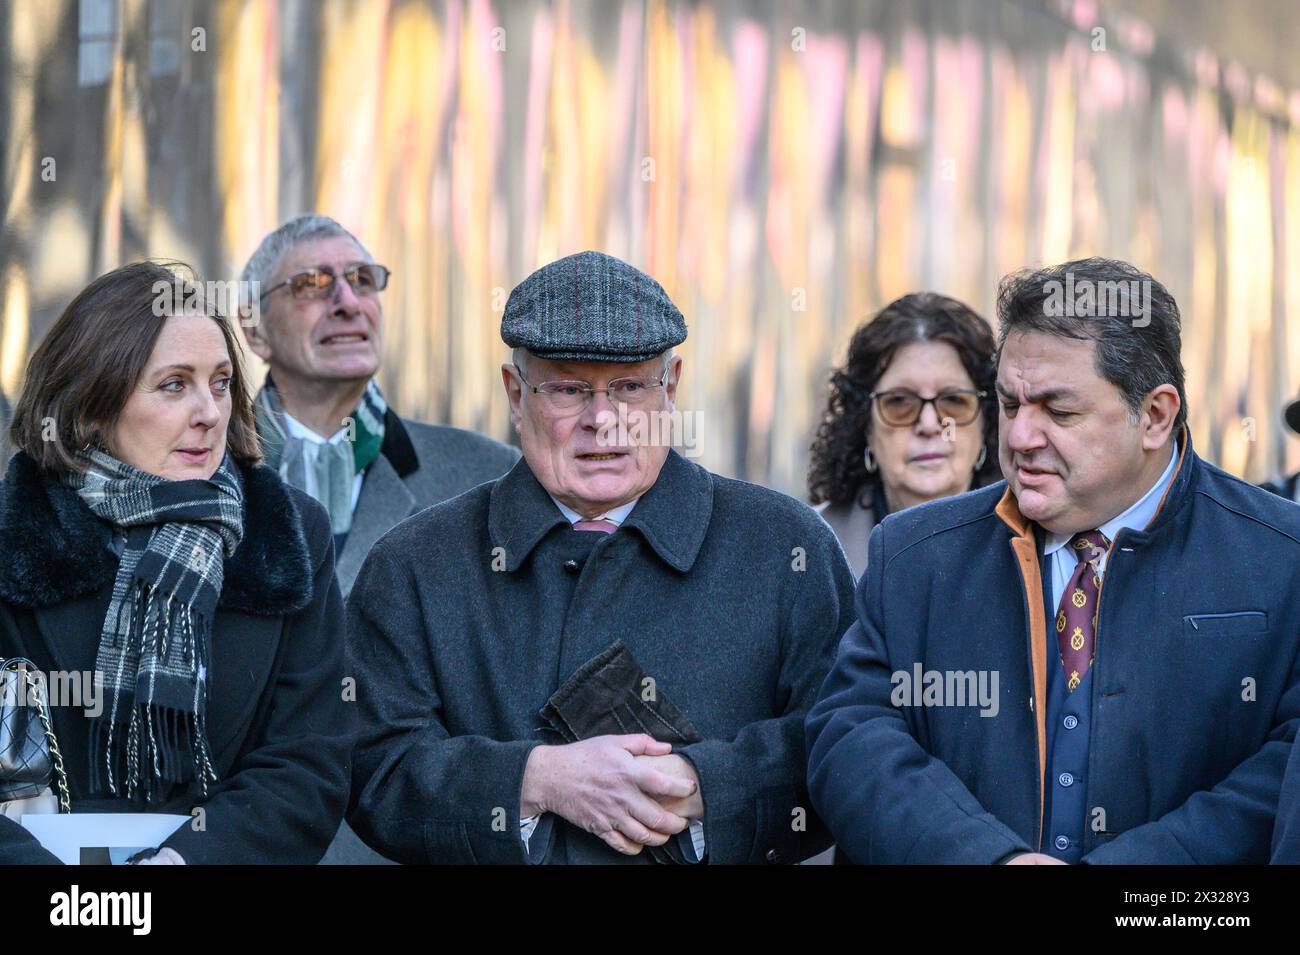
[502,251,687,363]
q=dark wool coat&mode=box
[807,431,1300,864]
[269,410,520,599]
[0,451,352,864]
[346,450,856,864]
[299,412,518,865]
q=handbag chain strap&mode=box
[8,662,72,813]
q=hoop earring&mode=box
[974,446,987,471]
[863,446,878,473]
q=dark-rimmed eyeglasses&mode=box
[260,263,391,303]
[513,363,670,414]
[868,388,986,427]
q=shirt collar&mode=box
[488,450,713,573]
[548,495,639,527]
[281,409,350,445]
[1044,438,1180,556]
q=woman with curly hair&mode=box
[809,292,999,578]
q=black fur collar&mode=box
[0,451,312,616]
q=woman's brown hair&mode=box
[10,260,262,476]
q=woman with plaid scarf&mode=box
[0,261,352,864]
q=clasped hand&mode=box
[521,734,703,855]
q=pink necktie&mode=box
[572,519,617,533]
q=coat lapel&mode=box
[620,451,713,572]
[337,454,417,589]
[994,485,1047,848]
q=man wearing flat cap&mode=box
[346,251,854,864]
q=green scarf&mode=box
[254,378,386,535]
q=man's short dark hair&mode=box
[995,257,1187,434]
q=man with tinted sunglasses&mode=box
[240,215,519,863]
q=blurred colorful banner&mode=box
[2,0,1298,494]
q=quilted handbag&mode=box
[0,657,70,813]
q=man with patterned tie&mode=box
[346,251,855,863]
[807,257,1300,864]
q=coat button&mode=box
[1063,715,1078,730]
[1058,772,1074,787]
[562,559,580,574]
[1054,835,1070,851]
[764,848,780,864]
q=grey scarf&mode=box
[66,449,245,804]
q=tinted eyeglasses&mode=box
[868,388,986,427]
[260,263,391,303]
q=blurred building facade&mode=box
[1,0,1298,494]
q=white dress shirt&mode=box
[520,495,707,861]
[1042,440,1180,611]
[547,496,640,528]
[280,411,365,511]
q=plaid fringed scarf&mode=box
[65,449,245,804]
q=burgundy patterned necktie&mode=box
[1055,530,1110,692]
[573,519,617,533]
